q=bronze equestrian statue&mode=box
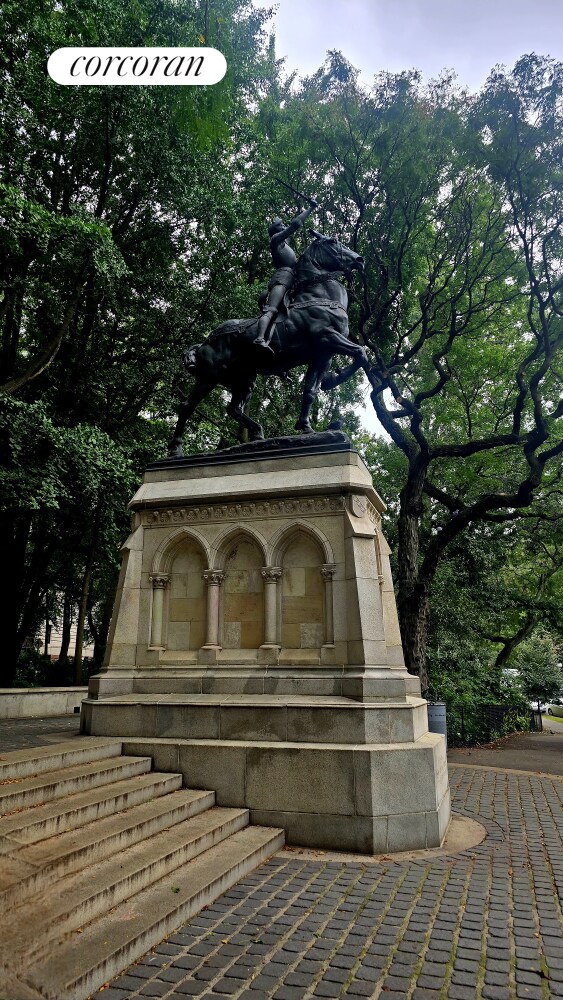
[168,228,373,457]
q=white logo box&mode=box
[48,47,227,85]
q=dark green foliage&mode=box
[512,630,563,707]
[0,0,275,683]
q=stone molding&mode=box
[141,495,348,526]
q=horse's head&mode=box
[306,233,364,276]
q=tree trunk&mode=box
[395,460,431,692]
[74,505,101,684]
[397,581,431,695]
[88,572,117,671]
[1,511,31,686]
[56,592,73,668]
[1,513,53,687]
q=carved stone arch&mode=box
[151,529,210,652]
[151,525,212,577]
[274,523,332,650]
[269,519,334,568]
[211,523,268,570]
[213,526,267,650]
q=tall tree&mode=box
[0,0,274,683]
[258,53,563,691]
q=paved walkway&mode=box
[0,713,80,751]
[448,730,563,776]
[0,719,561,1000]
[94,762,562,1000]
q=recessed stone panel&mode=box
[167,621,191,650]
[282,596,323,624]
[305,566,323,595]
[169,597,205,622]
[241,621,263,648]
[283,567,306,596]
[224,592,262,622]
[190,618,206,649]
[169,541,206,598]
[224,569,250,594]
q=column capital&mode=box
[149,573,169,589]
[320,563,337,580]
[261,566,282,583]
[203,569,225,586]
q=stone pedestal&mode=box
[82,433,450,853]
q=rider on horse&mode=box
[253,197,318,354]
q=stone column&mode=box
[321,564,336,646]
[260,567,282,646]
[202,570,225,648]
[149,574,169,648]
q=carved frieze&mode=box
[141,495,347,526]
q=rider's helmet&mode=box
[268,218,284,237]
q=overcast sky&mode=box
[255,0,563,91]
[252,0,563,434]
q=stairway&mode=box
[0,737,284,1000]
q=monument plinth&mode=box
[82,433,450,853]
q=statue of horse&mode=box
[168,233,373,457]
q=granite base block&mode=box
[117,731,449,853]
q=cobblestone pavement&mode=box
[94,765,563,1000]
[0,714,80,751]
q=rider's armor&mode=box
[253,203,317,351]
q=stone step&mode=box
[0,737,123,782]
[0,770,183,846]
[1,787,216,905]
[0,971,44,1000]
[2,805,251,968]
[27,825,285,1000]
[0,754,152,814]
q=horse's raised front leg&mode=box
[295,361,330,433]
[227,380,264,441]
[168,381,214,457]
[321,358,361,391]
[321,334,375,391]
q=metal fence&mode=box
[443,702,538,747]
